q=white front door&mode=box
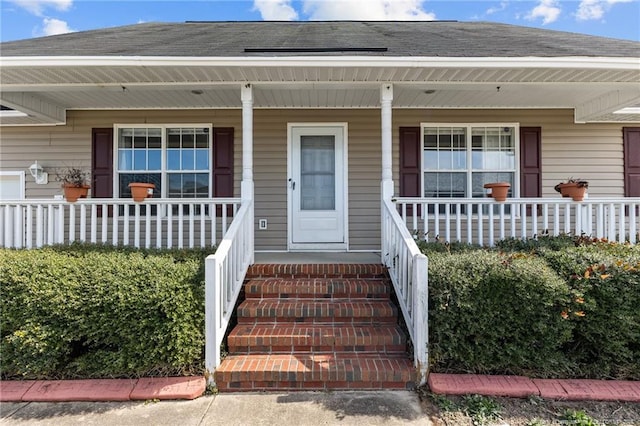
[289,124,348,250]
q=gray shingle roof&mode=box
[2,21,639,58]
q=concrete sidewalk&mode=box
[0,391,428,426]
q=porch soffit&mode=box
[1,61,639,125]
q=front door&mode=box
[288,124,347,250]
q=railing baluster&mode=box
[498,203,505,241]
[466,202,473,244]
[521,203,527,239]
[543,203,549,234]
[145,203,152,248]
[123,204,130,245]
[167,205,173,248]
[444,203,451,243]
[554,203,560,236]
[477,206,483,245]
[26,205,33,248]
[80,204,87,242]
[488,205,494,247]
[222,204,228,236]
[113,204,120,245]
[210,203,216,245]
[69,204,75,242]
[618,203,626,243]
[510,202,516,238]
[532,202,538,238]
[156,205,162,248]
[134,204,141,248]
[46,204,54,245]
[630,202,637,244]
[36,205,44,247]
[189,203,195,248]
[178,203,184,249]
[90,204,98,243]
[455,203,461,242]
[101,203,108,243]
[200,203,206,248]
[608,203,616,241]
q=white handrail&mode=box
[394,197,640,246]
[381,198,428,386]
[0,198,241,249]
[204,199,254,386]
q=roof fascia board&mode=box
[2,56,639,70]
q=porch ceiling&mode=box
[1,62,639,125]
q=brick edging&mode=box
[427,373,640,402]
[0,377,206,402]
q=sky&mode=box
[0,0,638,43]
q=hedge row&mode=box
[0,244,211,379]
[421,237,640,380]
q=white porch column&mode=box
[380,84,394,200]
[241,83,254,201]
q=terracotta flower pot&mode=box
[63,184,90,202]
[483,182,511,202]
[556,182,587,202]
[128,182,155,202]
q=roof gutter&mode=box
[1,56,639,70]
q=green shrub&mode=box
[541,245,640,379]
[427,250,573,377]
[0,246,211,379]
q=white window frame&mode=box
[420,122,520,198]
[0,171,26,200]
[113,124,213,200]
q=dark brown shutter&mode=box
[520,127,541,198]
[213,127,234,197]
[92,128,113,217]
[399,127,421,216]
[399,127,421,197]
[624,127,640,197]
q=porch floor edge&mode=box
[253,251,382,264]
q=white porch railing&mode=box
[204,199,254,385]
[381,198,428,386]
[0,198,242,249]
[394,197,640,246]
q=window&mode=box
[116,125,211,199]
[0,171,25,200]
[422,124,518,199]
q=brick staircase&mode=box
[214,264,415,391]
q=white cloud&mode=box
[526,0,561,25]
[40,17,75,36]
[253,0,298,20]
[301,0,436,21]
[576,0,633,21]
[10,0,72,17]
[576,0,604,20]
[486,1,509,15]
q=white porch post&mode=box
[240,83,254,264]
[241,83,254,201]
[380,84,394,200]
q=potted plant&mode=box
[483,182,511,202]
[56,166,90,202]
[128,182,155,202]
[554,178,588,201]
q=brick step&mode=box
[237,299,398,324]
[227,324,407,354]
[244,278,390,299]
[246,264,387,279]
[214,354,415,391]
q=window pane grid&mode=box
[423,124,517,198]
[116,126,211,202]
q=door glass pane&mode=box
[300,135,335,211]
